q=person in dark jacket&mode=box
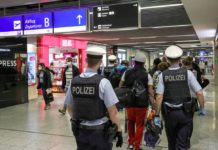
[37,63,52,110]
[187,57,210,89]
[59,57,80,115]
[149,58,161,77]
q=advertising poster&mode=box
[27,53,36,85]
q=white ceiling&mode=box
[0,0,59,8]
[182,0,218,44]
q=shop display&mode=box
[50,53,79,93]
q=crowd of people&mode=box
[36,45,209,150]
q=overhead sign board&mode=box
[24,12,53,35]
[53,8,87,33]
[93,3,138,30]
[0,15,23,36]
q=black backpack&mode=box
[115,68,149,107]
[104,66,114,79]
[132,79,148,107]
[109,66,127,88]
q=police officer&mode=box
[154,45,205,150]
[65,46,123,150]
[103,55,117,79]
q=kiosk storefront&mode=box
[37,35,88,93]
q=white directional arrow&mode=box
[76,14,83,25]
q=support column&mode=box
[213,42,218,85]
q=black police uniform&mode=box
[162,68,193,150]
[71,74,112,150]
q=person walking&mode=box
[59,57,80,115]
[119,52,155,150]
[154,45,205,150]
[37,63,52,110]
[65,46,123,150]
[149,58,162,77]
[103,55,117,79]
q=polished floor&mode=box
[0,76,217,150]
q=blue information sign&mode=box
[54,8,87,33]
[0,15,23,36]
[24,12,53,35]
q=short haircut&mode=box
[135,61,144,66]
[39,63,45,68]
[109,60,116,64]
[66,57,72,62]
[87,57,102,67]
[121,60,129,66]
[158,62,169,71]
[167,57,180,64]
[153,58,161,66]
[183,57,193,66]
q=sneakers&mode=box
[127,145,134,150]
[127,145,143,150]
[58,109,66,115]
[44,105,50,110]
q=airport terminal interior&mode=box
[0,0,218,150]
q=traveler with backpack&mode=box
[37,63,53,110]
[109,60,128,89]
[190,57,210,89]
[58,57,80,115]
[149,58,162,77]
[103,55,117,79]
[119,52,155,150]
[153,62,169,96]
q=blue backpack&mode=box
[109,65,126,88]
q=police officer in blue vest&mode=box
[154,45,205,150]
[65,46,123,150]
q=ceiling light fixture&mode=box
[141,3,183,10]
[95,38,120,41]
[150,24,192,29]
[166,34,196,37]
[175,40,200,43]
[133,46,147,47]
[159,52,163,55]
[144,41,168,44]
[129,36,157,39]
[117,42,140,45]
[146,48,158,49]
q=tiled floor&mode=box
[0,76,217,150]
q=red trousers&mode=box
[126,107,147,150]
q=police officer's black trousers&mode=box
[75,129,112,150]
[163,110,193,150]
